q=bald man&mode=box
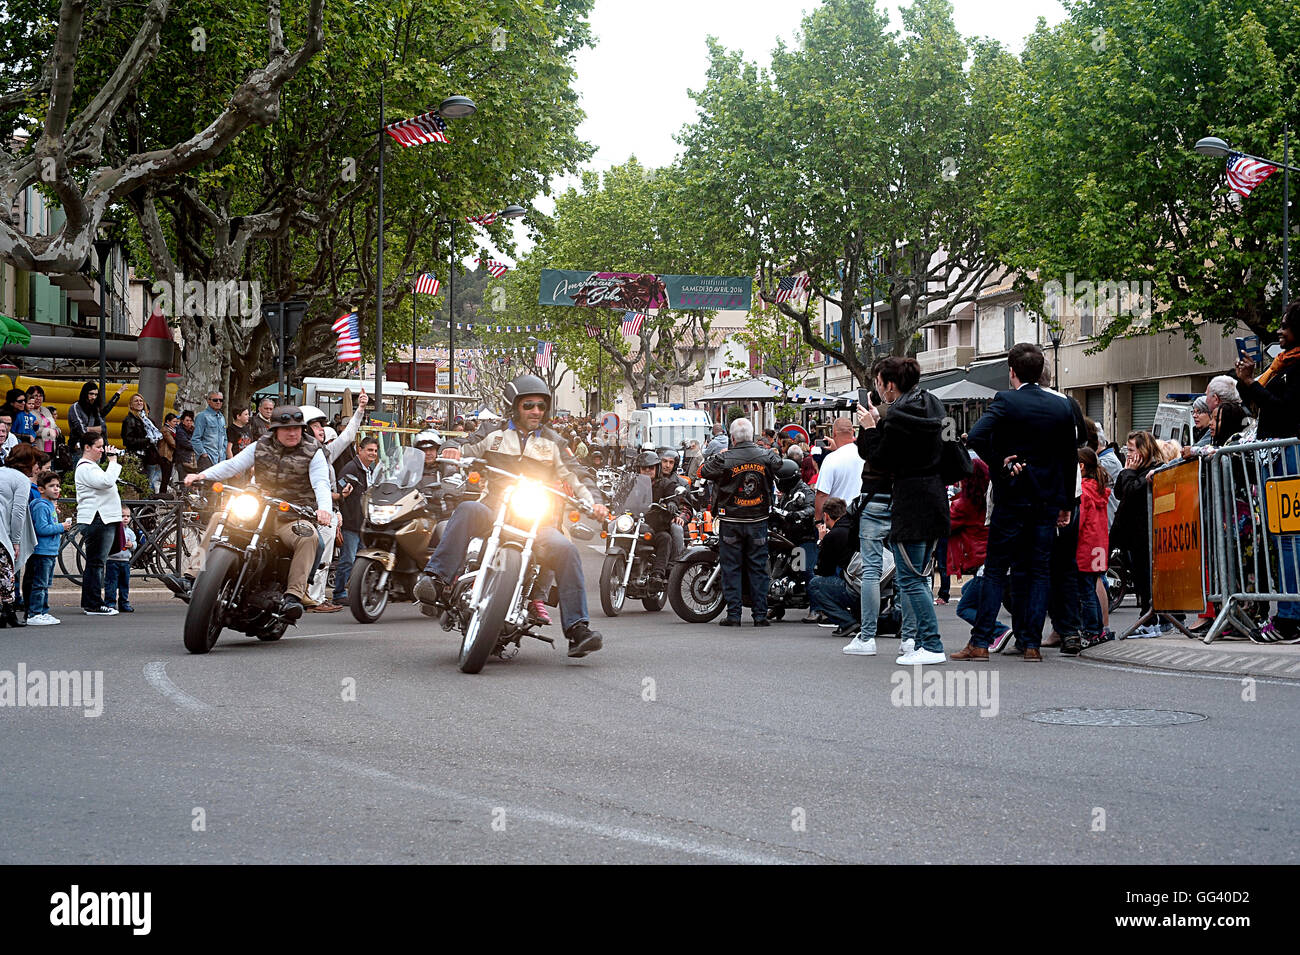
[813,417,863,521]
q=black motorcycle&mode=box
[598,490,688,616]
[183,481,322,654]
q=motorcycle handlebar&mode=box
[200,480,319,522]
[450,457,598,516]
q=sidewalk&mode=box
[1080,629,1300,682]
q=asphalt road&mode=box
[2,549,1297,864]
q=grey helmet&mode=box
[414,429,443,450]
[502,374,551,423]
[636,450,660,470]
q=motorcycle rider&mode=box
[774,457,818,586]
[648,448,688,588]
[184,406,333,621]
[413,375,612,657]
[301,395,369,612]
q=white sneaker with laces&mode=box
[842,636,876,655]
[27,613,60,626]
[895,647,947,665]
[899,638,916,655]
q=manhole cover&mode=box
[1024,707,1208,726]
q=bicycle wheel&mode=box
[58,523,88,587]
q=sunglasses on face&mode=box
[519,400,547,411]
[210,397,224,403]
[272,410,305,424]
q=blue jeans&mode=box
[333,528,361,601]
[956,575,1009,634]
[1077,571,1103,635]
[79,516,119,611]
[104,560,131,607]
[719,520,769,620]
[858,499,891,640]
[797,540,818,588]
[892,539,943,653]
[423,500,589,631]
[25,553,56,616]
[809,573,857,627]
[973,503,1056,649]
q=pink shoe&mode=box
[530,599,551,624]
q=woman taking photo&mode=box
[68,381,126,449]
[1113,431,1161,617]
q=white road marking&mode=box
[143,662,212,712]
[287,747,800,864]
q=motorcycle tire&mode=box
[642,591,666,612]
[1105,567,1127,614]
[599,552,627,617]
[254,618,287,642]
[348,556,389,624]
[668,557,725,623]
[183,548,239,654]
[459,546,520,674]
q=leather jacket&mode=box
[699,440,781,522]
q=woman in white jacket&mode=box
[74,434,123,615]
[300,392,368,611]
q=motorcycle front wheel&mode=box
[599,551,627,617]
[459,546,521,674]
[668,557,725,623]
[348,556,390,623]
[183,548,239,654]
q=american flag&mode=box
[384,111,448,148]
[774,275,811,303]
[465,212,497,226]
[535,340,553,370]
[414,273,440,295]
[621,311,645,337]
[1226,152,1280,198]
[475,257,508,277]
[332,311,361,362]
[583,324,601,338]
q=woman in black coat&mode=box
[1113,430,1161,615]
[857,356,950,663]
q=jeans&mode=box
[25,553,56,616]
[333,528,361,601]
[146,464,162,493]
[892,539,943,653]
[1047,506,1082,637]
[104,560,131,607]
[858,499,891,640]
[718,520,769,620]
[79,516,119,611]
[972,503,1056,649]
[809,573,857,627]
[650,530,674,577]
[1077,571,1103,635]
[956,575,1009,634]
[424,500,590,631]
[797,540,818,588]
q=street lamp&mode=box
[374,85,477,403]
[1047,324,1063,392]
[443,202,525,425]
[708,366,718,423]
[1195,131,1299,309]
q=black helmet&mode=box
[502,375,551,421]
[775,458,801,492]
[636,451,660,470]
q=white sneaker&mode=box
[895,648,947,665]
[899,638,916,655]
[26,613,60,626]
[842,636,877,655]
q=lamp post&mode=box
[1195,130,1299,310]
[91,229,123,399]
[442,203,524,425]
[708,366,718,422]
[374,85,477,404]
[1047,324,1063,392]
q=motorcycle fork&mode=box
[621,521,641,589]
[704,563,721,593]
[506,517,542,628]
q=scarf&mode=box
[1258,346,1300,387]
[137,410,164,445]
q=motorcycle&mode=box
[182,481,322,654]
[438,458,597,673]
[598,485,690,616]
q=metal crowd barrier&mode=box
[50,495,205,584]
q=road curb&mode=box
[1081,634,1300,682]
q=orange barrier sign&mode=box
[1151,461,1204,612]
[1265,477,1300,535]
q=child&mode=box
[1076,448,1113,647]
[104,505,137,613]
[26,470,72,626]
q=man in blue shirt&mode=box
[192,391,228,467]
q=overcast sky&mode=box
[501,0,1067,259]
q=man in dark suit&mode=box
[954,343,1078,661]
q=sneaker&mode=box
[26,613,60,626]
[83,606,117,616]
[529,599,552,625]
[117,603,135,613]
[896,647,946,665]
[898,638,916,655]
[842,636,877,656]
[413,573,445,608]
[1060,634,1083,655]
[817,621,840,629]
[934,597,949,605]
[565,621,603,657]
[1080,630,1113,650]
[989,627,1014,653]
[831,622,858,638]
[753,617,771,627]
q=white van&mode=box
[623,406,714,453]
[1151,400,1195,447]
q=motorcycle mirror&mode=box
[674,485,688,495]
[571,523,595,541]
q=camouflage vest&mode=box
[253,432,321,511]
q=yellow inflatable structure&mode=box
[4,374,179,444]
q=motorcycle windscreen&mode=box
[376,446,425,490]
[616,473,654,517]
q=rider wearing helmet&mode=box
[413,374,611,656]
[775,456,817,584]
[645,449,688,588]
[299,393,370,612]
[413,428,445,482]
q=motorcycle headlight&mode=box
[369,504,401,525]
[508,482,551,522]
[231,493,261,522]
[615,513,635,533]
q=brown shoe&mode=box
[950,643,989,661]
[1023,648,1043,662]
[310,601,343,613]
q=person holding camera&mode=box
[74,434,124,615]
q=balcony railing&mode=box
[916,344,974,374]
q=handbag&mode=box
[939,438,974,485]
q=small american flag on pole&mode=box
[475,257,509,278]
[621,311,645,337]
[384,111,448,148]
[1225,152,1280,198]
[583,324,601,338]
[332,311,361,362]
[774,275,811,303]
[465,212,498,226]
[535,340,553,370]
[414,273,441,295]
